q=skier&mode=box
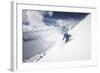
[63,32,71,43]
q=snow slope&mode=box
[38,14,91,62]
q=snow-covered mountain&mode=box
[23,11,59,61]
[22,10,90,62]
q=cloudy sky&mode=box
[42,11,89,27]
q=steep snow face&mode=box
[38,14,91,62]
